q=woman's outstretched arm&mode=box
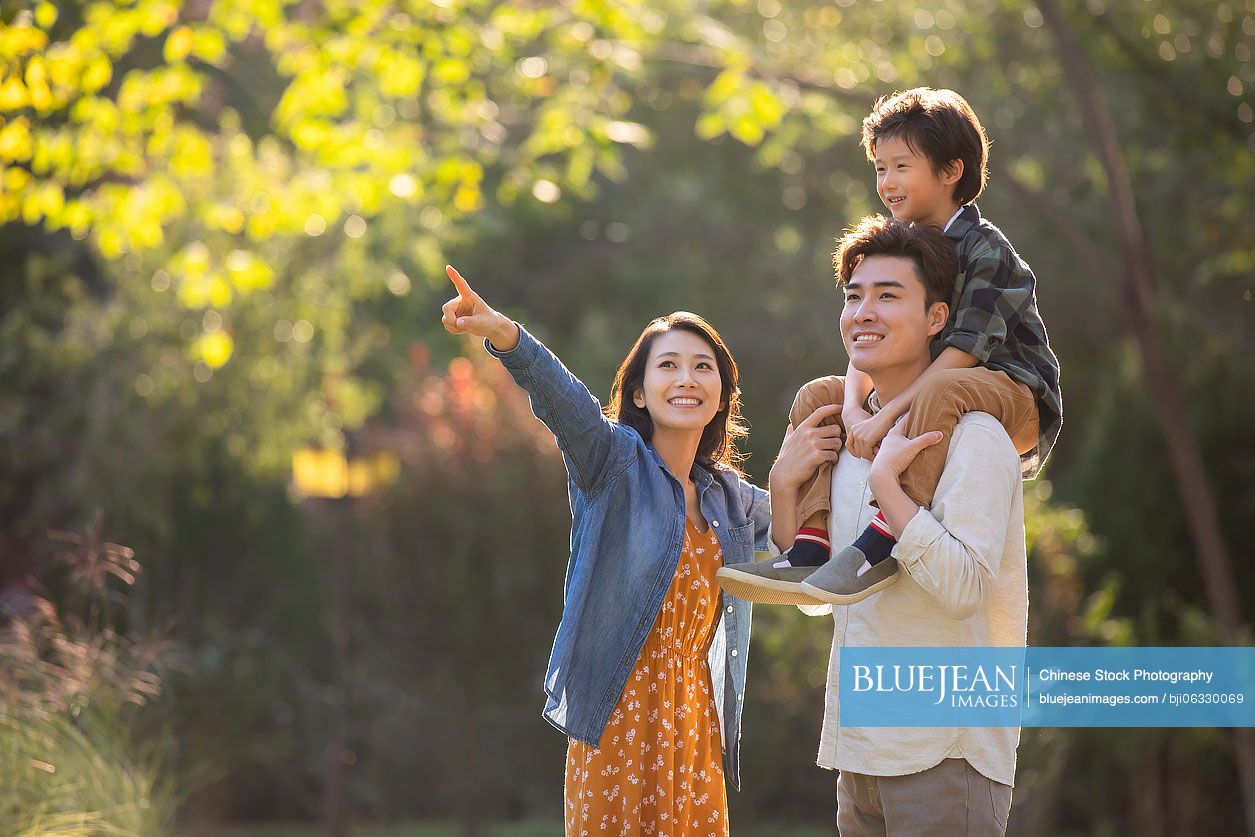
[441,265,623,494]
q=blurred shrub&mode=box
[346,340,572,827]
[0,516,181,836]
[1013,477,1246,836]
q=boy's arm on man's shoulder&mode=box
[944,237,1035,363]
[891,414,1020,620]
[875,346,978,424]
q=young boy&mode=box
[720,87,1061,605]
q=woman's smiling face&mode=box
[633,329,724,435]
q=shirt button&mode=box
[738,693,744,701]
[730,649,738,657]
[726,605,734,614]
[712,520,720,527]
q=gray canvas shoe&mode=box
[800,545,901,605]
[716,552,826,606]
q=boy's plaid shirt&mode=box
[935,204,1063,479]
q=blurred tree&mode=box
[354,342,571,831]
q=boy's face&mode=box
[840,255,948,377]
[873,134,960,228]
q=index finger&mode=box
[796,403,843,428]
[445,265,476,299]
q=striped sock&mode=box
[853,512,897,566]
[782,527,831,567]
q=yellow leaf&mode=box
[27,81,52,112]
[141,2,179,38]
[748,82,784,127]
[378,52,425,98]
[4,166,32,191]
[37,180,64,216]
[177,275,213,308]
[290,119,333,150]
[81,55,112,92]
[45,45,80,90]
[0,26,48,61]
[729,115,764,146]
[0,76,27,110]
[705,69,744,107]
[133,220,164,249]
[225,248,275,291]
[695,112,726,140]
[175,241,211,277]
[21,189,42,225]
[169,128,213,178]
[96,226,126,259]
[192,28,227,63]
[63,199,91,235]
[209,203,245,234]
[164,26,194,62]
[246,212,276,241]
[195,331,235,369]
[24,57,47,88]
[35,2,59,29]
[0,117,33,161]
[432,59,470,86]
[208,274,233,306]
[453,183,482,213]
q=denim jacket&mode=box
[486,325,773,790]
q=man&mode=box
[770,216,1026,835]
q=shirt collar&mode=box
[942,206,964,232]
[943,204,981,241]
[867,391,884,415]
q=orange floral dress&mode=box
[564,517,729,836]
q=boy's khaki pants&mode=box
[836,758,1012,836]
[788,367,1039,523]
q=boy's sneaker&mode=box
[716,552,825,606]
[799,545,901,605]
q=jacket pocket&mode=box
[720,523,755,565]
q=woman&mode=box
[440,265,803,835]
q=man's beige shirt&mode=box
[810,406,1028,787]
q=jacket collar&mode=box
[645,444,715,490]
[944,204,981,241]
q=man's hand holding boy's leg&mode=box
[801,423,943,606]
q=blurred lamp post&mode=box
[292,435,398,837]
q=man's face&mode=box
[840,255,947,376]
[873,134,958,225]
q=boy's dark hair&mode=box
[606,312,748,475]
[861,87,989,206]
[834,215,957,308]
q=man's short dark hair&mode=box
[834,215,957,308]
[861,87,989,206]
